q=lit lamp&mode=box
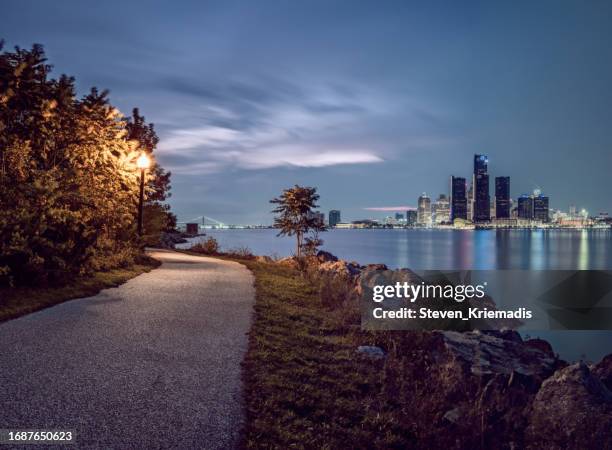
[136,152,151,236]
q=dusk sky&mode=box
[3,1,612,224]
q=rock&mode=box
[364,263,388,271]
[443,407,462,424]
[377,330,567,448]
[316,250,338,263]
[592,354,612,391]
[439,330,563,378]
[255,255,273,264]
[525,362,612,449]
[276,257,299,269]
[356,345,385,359]
[524,338,555,355]
[318,260,362,278]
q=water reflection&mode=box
[184,228,612,270]
[578,229,589,270]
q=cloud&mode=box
[363,206,417,211]
[161,124,383,173]
[156,77,389,173]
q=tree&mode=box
[270,185,326,258]
[0,44,173,286]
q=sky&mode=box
[3,0,612,224]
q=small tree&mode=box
[270,185,326,258]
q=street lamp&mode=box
[136,152,151,236]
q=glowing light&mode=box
[136,153,151,169]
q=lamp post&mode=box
[136,152,151,236]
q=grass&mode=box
[0,255,161,323]
[235,259,415,449]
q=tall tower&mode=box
[518,195,534,219]
[495,176,510,219]
[417,193,432,226]
[472,154,490,222]
[450,176,467,221]
[328,210,341,227]
[533,194,549,223]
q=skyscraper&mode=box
[433,194,450,224]
[495,176,510,219]
[517,195,533,219]
[467,182,473,221]
[450,176,467,221]
[328,210,341,227]
[533,195,549,222]
[417,193,432,226]
[406,210,417,226]
[472,154,490,222]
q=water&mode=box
[179,228,612,362]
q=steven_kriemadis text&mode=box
[371,307,533,320]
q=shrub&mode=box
[316,271,356,309]
[225,245,255,260]
[189,237,219,255]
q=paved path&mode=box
[0,249,255,449]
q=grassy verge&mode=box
[235,259,414,449]
[0,255,161,323]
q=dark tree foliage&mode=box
[0,44,173,286]
[270,185,326,258]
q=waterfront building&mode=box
[395,212,404,221]
[406,210,417,226]
[495,176,510,219]
[383,216,397,225]
[308,211,325,225]
[472,154,490,222]
[186,223,199,235]
[533,195,549,223]
[334,222,352,229]
[433,194,451,224]
[450,176,468,221]
[467,183,473,221]
[329,210,341,227]
[417,193,432,226]
[517,195,533,219]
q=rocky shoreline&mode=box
[176,237,611,447]
[260,250,612,447]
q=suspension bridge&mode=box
[177,215,228,229]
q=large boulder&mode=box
[276,257,299,269]
[376,330,567,449]
[255,255,274,264]
[525,362,612,449]
[592,354,612,391]
[316,250,338,263]
[318,260,362,278]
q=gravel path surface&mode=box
[0,249,255,449]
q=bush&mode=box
[314,271,356,309]
[225,245,255,260]
[189,237,219,255]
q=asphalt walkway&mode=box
[0,249,254,449]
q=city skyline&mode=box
[4,1,612,224]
